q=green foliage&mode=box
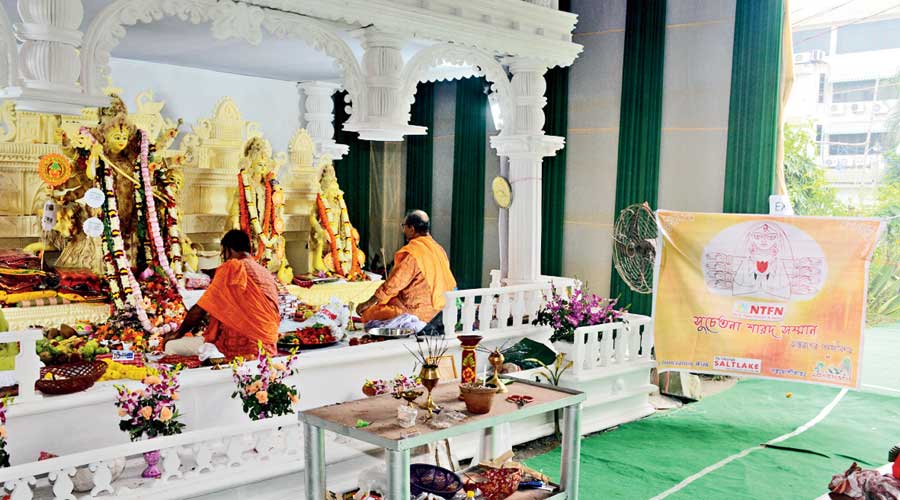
[502,338,557,370]
[525,353,574,387]
[783,124,846,216]
[784,125,900,325]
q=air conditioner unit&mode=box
[811,50,826,61]
[830,103,844,115]
[851,103,866,114]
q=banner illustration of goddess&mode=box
[654,211,883,388]
[703,220,826,301]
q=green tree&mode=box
[783,123,846,216]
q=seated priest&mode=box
[357,210,457,323]
[164,229,280,358]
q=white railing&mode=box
[488,270,580,292]
[0,415,301,499]
[555,314,654,377]
[443,282,551,336]
[0,329,43,403]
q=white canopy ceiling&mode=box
[2,0,430,82]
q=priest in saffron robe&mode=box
[358,210,457,323]
[164,230,279,357]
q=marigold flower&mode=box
[255,391,269,404]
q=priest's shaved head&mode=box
[404,210,430,235]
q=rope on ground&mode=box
[648,388,849,500]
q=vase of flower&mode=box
[142,450,162,479]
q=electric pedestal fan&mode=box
[612,202,657,294]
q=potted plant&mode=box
[113,366,185,478]
[532,285,625,361]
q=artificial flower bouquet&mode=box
[231,343,300,420]
[533,285,625,343]
[114,366,185,441]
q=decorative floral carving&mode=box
[80,0,365,121]
[399,43,514,133]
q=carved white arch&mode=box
[79,0,364,117]
[0,3,18,87]
[399,43,514,133]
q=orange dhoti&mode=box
[198,257,280,358]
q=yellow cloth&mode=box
[286,280,383,307]
[1,290,57,305]
[396,235,456,311]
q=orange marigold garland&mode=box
[316,193,344,276]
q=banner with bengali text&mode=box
[653,210,883,388]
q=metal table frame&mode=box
[299,379,585,500]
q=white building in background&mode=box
[786,0,900,206]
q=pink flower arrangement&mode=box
[0,397,9,467]
[533,285,625,343]
[114,366,185,441]
[231,343,300,420]
[362,374,421,398]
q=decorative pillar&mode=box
[491,58,564,284]
[3,0,107,114]
[298,81,349,161]
[346,29,425,141]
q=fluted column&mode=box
[491,57,564,283]
[298,81,349,161]
[5,0,106,114]
[345,28,425,141]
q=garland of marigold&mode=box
[315,193,343,276]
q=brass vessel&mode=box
[487,348,508,393]
[419,364,441,415]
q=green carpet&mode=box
[526,379,900,500]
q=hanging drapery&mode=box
[774,0,794,198]
[610,0,667,316]
[406,82,435,215]
[723,0,785,214]
[450,77,487,290]
[332,91,372,258]
[541,0,571,278]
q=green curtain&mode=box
[332,91,371,257]
[541,0,570,277]
[610,0,667,315]
[450,77,487,290]
[405,82,435,215]
[723,0,784,214]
